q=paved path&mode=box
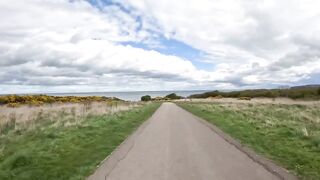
[88,103,290,180]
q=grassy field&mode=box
[0,102,160,180]
[178,102,320,180]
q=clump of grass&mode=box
[178,102,320,180]
[238,97,251,100]
[6,103,20,108]
[9,152,32,169]
[0,102,160,180]
[0,113,16,134]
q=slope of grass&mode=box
[178,102,320,180]
[0,102,160,180]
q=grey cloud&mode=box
[268,46,320,71]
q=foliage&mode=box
[178,102,320,180]
[0,95,123,107]
[141,95,152,101]
[165,93,183,100]
[6,103,21,108]
[140,93,184,101]
[238,97,251,100]
[189,86,320,100]
[152,96,169,101]
[0,103,161,180]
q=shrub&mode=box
[7,103,21,108]
[165,93,183,100]
[238,97,251,100]
[141,95,151,101]
[29,100,44,106]
[215,95,223,99]
[0,95,123,106]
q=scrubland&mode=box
[0,99,160,180]
[0,101,136,134]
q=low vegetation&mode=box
[0,102,160,179]
[189,86,320,100]
[141,95,151,101]
[0,95,122,107]
[141,93,184,101]
[178,102,320,180]
[0,101,135,135]
[165,93,183,100]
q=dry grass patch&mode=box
[0,101,140,135]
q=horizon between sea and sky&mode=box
[0,0,319,94]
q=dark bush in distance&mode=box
[141,95,151,101]
[165,93,183,100]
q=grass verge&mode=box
[0,102,160,180]
[177,102,320,180]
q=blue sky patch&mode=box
[122,38,214,71]
[88,0,214,71]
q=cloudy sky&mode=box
[0,0,320,93]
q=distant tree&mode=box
[141,95,151,101]
[318,88,320,95]
[165,93,182,100]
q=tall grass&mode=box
[0,101,138,135]
[0,102,160,180]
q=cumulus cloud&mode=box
[0,0,319,93]
[0,0,216,93]
[117,0,320,85]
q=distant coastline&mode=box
[0,90,209,101]
[1,84,319,101]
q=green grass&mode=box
[178,102,320,180]
[0,102,160,180]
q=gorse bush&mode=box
[0,95,122,107]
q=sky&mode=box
[0,0,319,93]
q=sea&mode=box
[45,90,209,101]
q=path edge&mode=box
[87,103,162,180]
[177,104,299,180]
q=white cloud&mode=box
[0,0,218,93]
[117,0,320,85]
[0,0,319,94]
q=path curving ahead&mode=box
[88,102,294,180]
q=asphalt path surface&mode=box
[88,102,295,180]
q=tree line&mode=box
[189,86,320,100]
